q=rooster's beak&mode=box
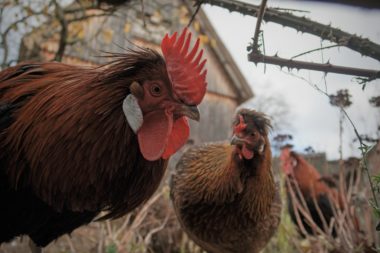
[175,105,200,122]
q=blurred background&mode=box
[0,0,379,252]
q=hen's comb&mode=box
[161,28,207,105]
[234,115,247,134]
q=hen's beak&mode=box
[230,135,244,145]
[174,105,200,121]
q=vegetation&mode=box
[0,0,379,252]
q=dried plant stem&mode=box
[283,70,380,219]
[340,108,379,207]
[118,190,164,250]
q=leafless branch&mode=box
[144,212,170,245]
[0,9,45,68]
[65,235,76,253]
[188,0,203,27]
[118,190,164,250]
[67,11,116,23]
[140,0,146,27]
[52,0,68,62]
[248,52,380,79]
[196,0,380,62]
[252,0,267,53]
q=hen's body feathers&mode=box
[171,110,281,253]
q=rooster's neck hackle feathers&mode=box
[0,47,169,218]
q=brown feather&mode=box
[0,47,169,218]
[170,109,281,253]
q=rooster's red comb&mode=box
[234,115,247,134]
[161,28,207,105]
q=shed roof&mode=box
[194,7,253,103]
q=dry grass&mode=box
[278,161,378,253]
[1,161,378,253]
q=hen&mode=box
[280,145,341,236]
[170,109,281,253]
[0,28,207,247]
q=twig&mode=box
[0,9,45,68]
[286,179,309,237]
[311,191,330,236]
[291,45,341,60]
[251,0,267,53]
[271,7,310,14]
[320,41,328,93]
[187,0,203,27]
[143,212,170,245]
[65,235,76,253]
[114,214,131,239]
[67,12,117,22]
[140,0,146,27]
[106,220,114,241]
[341,108,379,208]
[52,0,68,62]
[119,191,164,249]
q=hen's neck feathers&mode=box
[174,138,275,221]
[174,143,243,205]
[239,136,275,221]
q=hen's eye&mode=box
[150,84,162,96]
[251,132,256,137]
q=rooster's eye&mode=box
[150,84,162,97]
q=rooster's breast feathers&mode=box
[0,62,167,219]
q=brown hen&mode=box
[170,109,281,253]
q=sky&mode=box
[202,0,380,160]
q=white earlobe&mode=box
[123,94,143,133]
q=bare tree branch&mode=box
[196,0,380,62]
[0,9,45,68]
[52,0,68,62]
[251,0,267,52]
[248,52,380,79]
[187,0,203,27]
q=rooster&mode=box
[280,145,341,236]
[0,28,207,248]
[170,109,282,253]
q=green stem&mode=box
[341,109,379,207]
